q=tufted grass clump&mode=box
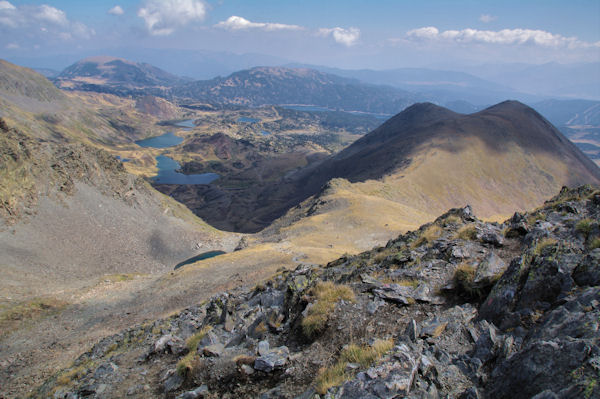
[455,224,477,241]
[315,339,394,394]
[176,326,212,376]
[533,237,558,256]
[56,365,88,386]
[442,215,462,226]
[453,262,476,291]
[301,282,355,338]
[411,224,443,248]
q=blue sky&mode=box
[1,0,599,70]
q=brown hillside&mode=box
[194,101,600,232]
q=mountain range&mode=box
[171,100,599,234]
[51,56,600,126]
[0,58,599,397]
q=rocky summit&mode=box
[38,185,600,399]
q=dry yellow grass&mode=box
[455,224,477,241]
[533,237,558,256]
[453,262,477,296]
[176,326,212,376]
[56,365,87,386]
[0,297,68,336]
[411,224,443,248]
[302,282,355,338]
[315,339,393,394]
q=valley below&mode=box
[0,57,599,399]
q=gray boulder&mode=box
[254,346,290,373]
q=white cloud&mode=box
[479,14,496,23]
[35,5,68,26]
[405,26,600,49]
[0,3,93,40]
[0,1,15,11]
[108,5,124,16]
[138,0,207,36]
[5,42,19,49]
[215,16,302,31]
[318,27,360,46]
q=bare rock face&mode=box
[40,186,600,399]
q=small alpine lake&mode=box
[174,250,226,269]
[135,132,183,148]
[153,155,219,185]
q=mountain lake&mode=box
[153,155,219,184]
[174,250,226,269]
[135,123,220,184]
[135,132,184,148]
[237,116,260,123]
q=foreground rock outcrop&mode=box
[39,186,600,398]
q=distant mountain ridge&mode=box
[55,56,187,91]
[290,64,530,106]
[172,66,417,114]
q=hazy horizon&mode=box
[1,0,599,99]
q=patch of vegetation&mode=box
[373,248,393,264]
[527,212,546,225]
[453,263,477,296]
[589,237,600,250]
[0,297,68,336]
[455,224,477,241]
[373,271,419,287]
[177,326,212,376]
[103,273,137,283]
[302,282,355,338]
[584,378,597,399]
[411,225,443,248]
[56,364,88,386]
[533,238,558,256]
[315,339,394,394]
[442,215,462,226]
[576,219,594,238]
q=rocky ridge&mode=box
[39,186,600,399]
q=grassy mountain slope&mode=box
[188,101,600,237]
[0,59,236,309]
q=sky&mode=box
[0,0,599,71]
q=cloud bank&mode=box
[216,16,359,47]
[215,16,302,31]
[138,0,207,36]
[406,26,600,49]
[0,1,94,42]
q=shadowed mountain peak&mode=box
[190,100,600,232]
